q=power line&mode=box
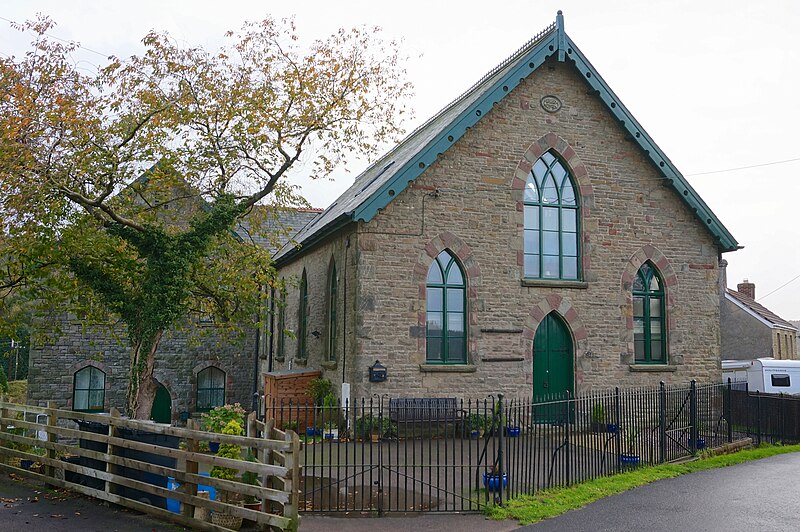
[758,273,800,302]
[686,156,800,177]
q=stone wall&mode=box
[267,226,359,396]
[273,57,727,402]
[347,57,723,399]
[28,315,257,419]
[720,298,773,360]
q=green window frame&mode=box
[523,151,580,280]
[73,366,105,412]
[196,366,225,411]
[633,262,666,364]
[276,286,286,361]
[297,270,308,359]
[426,250,467,364]
[327,262,338,362]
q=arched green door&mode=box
[151,382,172,424]
[533,313,574,422]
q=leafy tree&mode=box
[0,16,411,418]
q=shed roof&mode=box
[274,11,738,263]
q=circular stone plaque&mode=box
[540,95,562,113]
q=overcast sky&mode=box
[3,0,800,320]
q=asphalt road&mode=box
[521,452,800,532]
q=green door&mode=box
[151,382,171,424]
[533,313,574,422]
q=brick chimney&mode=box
[737,279,755,299]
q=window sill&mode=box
[419,364,477,373]
[521,279,588,289]
[628,364,676,373]
[320,360,337,370]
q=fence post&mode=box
[182,418,199,520]
[497,393,505,505]
[44,401,57,484]
[106,407,120,495]
[725,378,732,443]
[614,387,621,474]
[756,392,762,445]
[689,380,697,455]
[0,398,9,465]
[283,429,300,532]
[563,391,570,487]
[659,382,666,463]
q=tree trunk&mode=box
[127,330,164,419]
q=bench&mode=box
[388,398,465,426]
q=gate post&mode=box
[659,382,666,463]
[614,387,621,474]
[497,393,505,505]
[689,380,697,455]
[725,378,732,443]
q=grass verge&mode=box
[487,444,800,525]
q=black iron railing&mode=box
[263,380,798,515]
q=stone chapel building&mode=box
[268,12,740,402]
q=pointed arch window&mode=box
[523,151,580,280]
[196,366,225,411]
[633,262,666,363]
[426,250,466,364]
[73,366,105,412]
[298,270,308,359]
[276,283,287,362]
[327,262,338,362]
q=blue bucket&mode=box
[167,473,217,513]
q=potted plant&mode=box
[466,413,487,439]
[689,420,706,450]
[210,419,244,530]
[482,465,508,492]
[322,420,339,441]
[240,451,262,518]
[619,428,640,467]
[590,403,606,433]
[202,403,246,453]
[504,425,521,437]
[355,414,396,442]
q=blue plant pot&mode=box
[20,459,34,470]
[208,441,220,453]
[306,427,317,437]
[482,472,508,492]
[606,423,619,434]
[619,453,640,466]
[505,426,521,437]
[689,437,706,450]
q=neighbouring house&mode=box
[721,278,798,360]
[26,207,320,422]
[266,12,739,403]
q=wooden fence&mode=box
[0,400,300,531]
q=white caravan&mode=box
[722,358,800,395]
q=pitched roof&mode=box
[235,208,321,254]
[274,11,738,263]
[726,288,797,330]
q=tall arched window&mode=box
[633,262,666,363]
[523,151,579,280]
[426,250,466,364]
[327,261,338,362]
[276,284,286,361]
[73,366,105,412]
[197,366,226,411]
[298,269,308,359]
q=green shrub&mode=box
[308,378,332,405]
[201,403,245,434]
[210,420,244,483]
[354,414,396,439]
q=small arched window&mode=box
[523,151,579,280]
[327,262,338,362]
[298,269,308,359]
[197,366,226,411]
[633,262,666,363]
[426,250,466,364]
[73,366,105,412]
